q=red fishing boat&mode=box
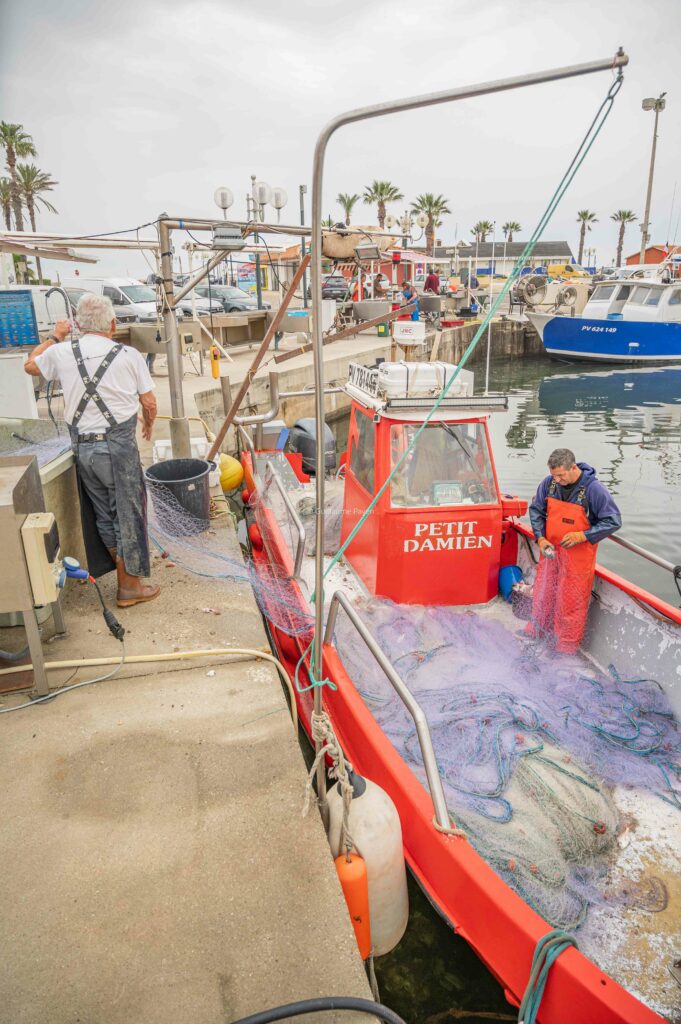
[241,357,681,1024]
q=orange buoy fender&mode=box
[334,852,371,960]
[248,523,263,550]
[241,489,250,505]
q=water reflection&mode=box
[485,359,681,605]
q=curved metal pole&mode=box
[310,51,629,822]
[310,50,628,684]
[324,591,450,828]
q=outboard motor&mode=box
[288,418,336,475]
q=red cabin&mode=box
[340,361,527,605]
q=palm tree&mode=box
[576,210,598,265]
[362,180,403,229]
[17,163,58,283]
[0,177,11,230]
[411,193,451,255]
[471,220,493,243]
[611,210,637,267]
[337,192,360,226]
[0,122,37,232]
[502,221,521,243]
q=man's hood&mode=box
[576,462,598,488]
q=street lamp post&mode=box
[300,185,308,309]
[639,92,666,265]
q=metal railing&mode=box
[609,533,680,576]
[263,462,306,578]
[324,590,451,830]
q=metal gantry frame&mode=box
[308,50,629,813]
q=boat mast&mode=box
[309,49,628,814]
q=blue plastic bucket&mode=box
[499,565,523,602]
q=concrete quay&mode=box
[0,517,373,1024]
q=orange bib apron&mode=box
[529,495,597,654]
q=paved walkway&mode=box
[0,520,372,1024]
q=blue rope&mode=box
[517,929,578,1024]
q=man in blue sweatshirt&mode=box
[526,448,621,653]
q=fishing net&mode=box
[0,432,71,467]
[146,481,314,638]
[331,599,681,932]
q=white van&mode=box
[61,277,165,324]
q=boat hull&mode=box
[243,453,676,1023]
[528,312,681,363]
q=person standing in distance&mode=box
[526,447,621,653]
[24,293,161,607]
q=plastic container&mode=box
[607,313,623,320]
[377,361,474,399]
[499,564,523,602]
[145,458,213,525]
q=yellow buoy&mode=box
[219,453,244,492]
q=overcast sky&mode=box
[2,0,679,279]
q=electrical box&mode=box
[211,225,246,251]
[21,512,63,606]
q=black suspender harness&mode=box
[70,338,123,429]
[548,479,588,515]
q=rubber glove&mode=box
[561,531,587,549]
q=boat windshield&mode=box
[630,285,652,304]
[591,284,617,301]
[644,288,663,306]
[390,422,497,507]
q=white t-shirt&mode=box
[35,334,154,434]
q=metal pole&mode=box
[158,217,191,458]
[485,222,495,395]
[310,50,628,824]
[300,185,308,309]
[639,101,663,264]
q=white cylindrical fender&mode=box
[327,773,409,956]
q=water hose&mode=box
[0,646,297,730]
[229,996,406,1024]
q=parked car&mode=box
[194,284,271,312]
[546,263,590,278]
[61,277,171,323]
[306,274,349,301]
[174,290,224,318]
[62,286,139,325]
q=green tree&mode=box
[411,193,451,255]
[610,209,637,266]
[0,122,37,232]
[471,220,493,243]
[17,163,58,283]
[0,177,11,230]
[576,210,598,265]
[502,221,521,243]
[321,214,335,228]
[337,192,360,226]
[362,180,403,229]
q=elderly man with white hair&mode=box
[25,292,160,607]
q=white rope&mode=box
[303,709,356,856]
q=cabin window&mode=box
[644,289,663,306]
[349,410,375,494]
[592,285,616,301]
[631,285,651,304]
[615,285,632,300]
[669,290,681,306]
[389,422,497,508]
